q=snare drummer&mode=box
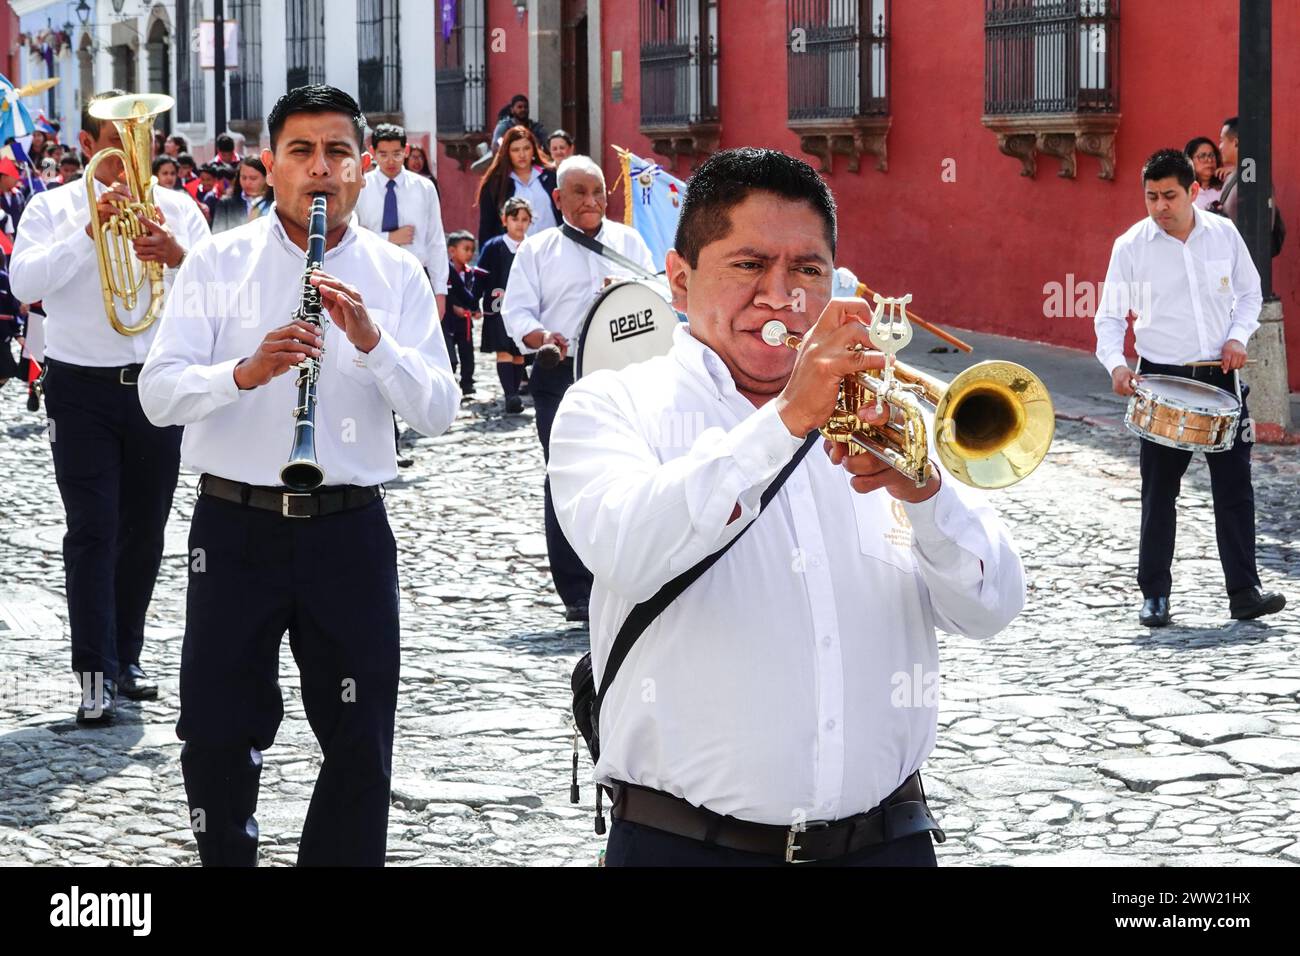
[1095,148,1285,626]
[501,155,654,622]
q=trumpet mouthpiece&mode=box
[761,320,789,347]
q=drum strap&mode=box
[561,222,658,279]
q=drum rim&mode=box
[575,276,675,379]
[1134,373,1240,413]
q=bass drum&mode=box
[575,278,680,379]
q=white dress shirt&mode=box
[355,167,449,295]
[509,169,557,235]
[1094,206,1262,374]
[10,176,211,367]
[549,324,1025,825]
[139,211,460,486]
[501,218,655,352]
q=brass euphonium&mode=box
[762,313,1055,491]
[84,93,175,336]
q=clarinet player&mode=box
[139,86,460,866]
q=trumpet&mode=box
[762,318,1055,490]
[85,93,175,336]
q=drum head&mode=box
[1136,374,1239,413]
[576,279,680,379]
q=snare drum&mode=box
[575,278,680,379]
[1124,374,1241,452]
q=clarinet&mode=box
[280,194,329,492]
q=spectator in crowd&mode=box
[476,196,532,414]
[57,155,81,185]
[0,159,26,235]
[547,130,574,165]
[152,155,181,191]
[165,134,189,157]
[406,144,435,181]
[444,230,486,398]
[1185,137,1223,210]
[211,156,274,233]
[475,125,558,244]
[1215,115,1285,256]
[491,94,548,151]
[214,132,240,165]
[177,153,199,194]
[196,163,223,222]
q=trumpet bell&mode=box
[933,360,1055,489]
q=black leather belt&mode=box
[45,356,143,385]
[610,770,945,864]
[199,473,382,519]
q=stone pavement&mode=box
[0,338,1297,867]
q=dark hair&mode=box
[447,230,476,248]
[674,147,837,268]
[475,125,552,208]
[60,155,81,169]
[199,163,220,177]
[510,94,528,108]
[152,155,179,175]
[267,84,366,151]
[216,133,236,153]
[177,152,196,169]
[231,156,273,204]
[1183,137,1222,184]
[1223,116,1239,138]
[548,129,574,147]
[81,88,128,140]
[1141,148,1196,190]
[371,123,407,149]
[405,144,434,178]
[501,196,533,220]
[168,134,189,152]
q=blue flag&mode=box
[619,150,686,273]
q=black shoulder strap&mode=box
[594,429,821,711]
[560,222,655,279]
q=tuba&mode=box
[84,93,174,336]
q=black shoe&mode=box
[1139,596,1171,627]
[1229,587,1287,621]
[76,678,117,725]
[564,603,590,623]
[397,456,414,468]
[505,395,524,414]
[118,663,158,701]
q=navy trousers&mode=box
[42,361,181,683]
[177,494,400,867]
[442,316,475,392]
[604,820,938,867]
[529,357,593,609]
[1136,360,1259,599]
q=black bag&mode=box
[569,430,820,831]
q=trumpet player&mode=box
[548,148,1025,866]
[10,89,210,726]
[139,86,459,867]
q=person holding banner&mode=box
[501,155,654,622]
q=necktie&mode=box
[382,178,399,232]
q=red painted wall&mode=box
[599,0,1300,389]
[436,0,532,240]
[0,0,19,84]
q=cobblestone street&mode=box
[1,342,1298,867]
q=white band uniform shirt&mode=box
[548,324,1026,824]
[355,166,450,296]
[10,177,211,366]
[138,212,460,485]
[501,218,655,352]
[1094,206,1262,374]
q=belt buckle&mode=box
[784,820,830,864]
[282,492,312,518]
[119,368,137,386]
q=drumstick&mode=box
[1185,359,1257,368]
[854,281,974,353]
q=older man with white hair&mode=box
[503,155,655,621]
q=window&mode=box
[177,0,205,123]
[639,0,718,128]
[358,0,401,115]
[287,0,326,91]
[435,0,487,137]
[984,0,1118,115]
[229,0,262,122]
[787,0,889,121]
